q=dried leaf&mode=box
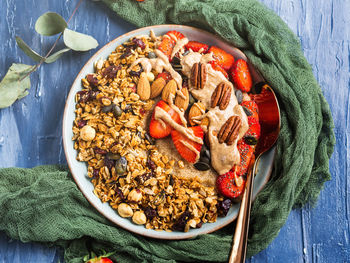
[0,64,34,109]
[45,48,71,63]
[35,12,67,36]
[63,28,98,51]
[15,36,44,62]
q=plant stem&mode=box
[20,0,84,81]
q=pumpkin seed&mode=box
[148,52,156,59]
[200,144,211,160]
[115,156,128,175]
[112,104,122,118]
[154,191,165,206]
[244,135,258,145]
[235,89,243,104]
[145,132,155,145]
[194,159,210,171]
[102,104,113,113]
[242,106,253,116]
[106,152,121,160]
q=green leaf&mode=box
[45,48,71,63]
[0,64,34,109]
[16,36,44,62]
[35,12,67,36]
[63,28,98,51]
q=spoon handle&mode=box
[228,157,258,263]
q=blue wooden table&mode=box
[0,1,349,262]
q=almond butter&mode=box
[175,88,189,111]
[137,72,151,100]
[188,102,206,126]
[162,79,177,102]
[150,77,166,98]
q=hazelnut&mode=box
[146,72,155,82]
[117,203,133,218]
[132,211,147,225]
[80,125,96,141]
[128,189,142,202]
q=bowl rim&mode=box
[62,24,274,240]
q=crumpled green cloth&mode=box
[0,0,335,262]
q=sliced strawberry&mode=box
[230,59,252,92]
[156,72,172,82]
[149,100,181,139]
[158,31,185,60]
[85,251,115,263]
[244,116,261,145]
[209,61,229,79]
[208,46,235,71]
[157,37,174,60]
[216,170,245,199]
[87,257,113,263]
[171,126,203,163]
[185,41,209,53]
[241,100,259,120]
[166,30,185,41]
[236,139,254,176]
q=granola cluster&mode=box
[72,35,226,232]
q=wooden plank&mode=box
[0,0,348,262]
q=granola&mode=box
[72,30,260,232]
[72,33,225,232]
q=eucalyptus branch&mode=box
[20,0,84,81]
[0,0,98,109]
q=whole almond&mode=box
[175,88,190,111]
[162,79,177,102]
[188,102,206,126]
[137,72,151,100]
[150,77,166,98]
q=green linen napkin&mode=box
[0,0,335,262]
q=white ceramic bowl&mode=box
[62,25,275,239]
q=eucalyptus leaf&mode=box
[63,28,98,51]
[15,36,44,62]
[0,64,33,109]
[45,48,71,63]
[35,12,67,36]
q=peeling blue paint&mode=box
[0,0,349,262]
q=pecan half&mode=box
[217,116,241,145]
[190,63,207,89]
[211,82,232,110]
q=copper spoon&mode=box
[229,83,281,263]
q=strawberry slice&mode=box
[236,139,255,176]
[216,170,246,199]
[208,46,235,71]
[171,126,203,163]
[209,61,229,79]
[244,116,261,145]
[185,41,209,53]
[241,100,259,120]
[149,100,181,139]
[156,72,172,82]
[157,37,174,60]
[230,59,253,92]
[157,31,185,60]
[166,30,185,41]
